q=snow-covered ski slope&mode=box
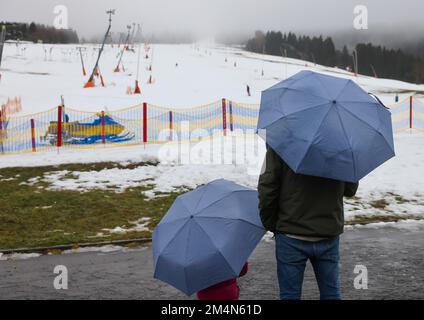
[1,42,424,222]
[1,42,424,116]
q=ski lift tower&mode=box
[130,23,136,47]
[352,49,359,77]
[135,23,143,43]
[0,25,6,85]
[84,9,115,88]
[114,25,132,72]
[0,26,6,71]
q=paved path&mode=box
[1,225,423,300]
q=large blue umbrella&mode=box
[257,70,395,182]
[153,179,265,296]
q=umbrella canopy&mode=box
[153,179,265,296]
[258,70,395,182]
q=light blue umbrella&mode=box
[153,179,265,296]
[258,70,395,182]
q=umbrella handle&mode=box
[368,93,389,110]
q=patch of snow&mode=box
[62,245,146,254]
[87,232,109,238]
[102,217,151,234]
[103,227,128,234]
[19,177,40,186]
[63,245,123,254]
[345,219,424,231]
[262,231,275,243]
[35,205,53,210]
[0,145,159,169]
[142,190,156,199]
[0,177,15,181]
[0,252,42,261]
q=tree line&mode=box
[0,22,79,44]
[246,31,424,84]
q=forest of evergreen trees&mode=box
[0,22,79,44]
[246,31,424,84]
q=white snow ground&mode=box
[1,42,424,232]
[1,42,424,115]
[1,131,423,223]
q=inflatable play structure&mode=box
[42,112,135,145]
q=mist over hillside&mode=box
[330,27,424,58]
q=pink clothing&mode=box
[197,262,249,300]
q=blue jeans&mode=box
[275,233,341,300]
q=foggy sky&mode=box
[0,0,423,40]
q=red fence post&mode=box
[57,106,62,148]
[169,110,173,141]
[143,102,148,144]
[410,96,413,129]
[101,111,106,144]
[30,119,36,152]
[222,98,227,136]
[229,100,234,132]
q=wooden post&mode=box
[30,119,36,152]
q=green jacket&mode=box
[258,146,358,237]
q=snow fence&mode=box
[0,97,422,155]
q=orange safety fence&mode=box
[0,96,423,155]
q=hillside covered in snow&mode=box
[1,42,424,115]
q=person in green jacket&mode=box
[258,145,358,300]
